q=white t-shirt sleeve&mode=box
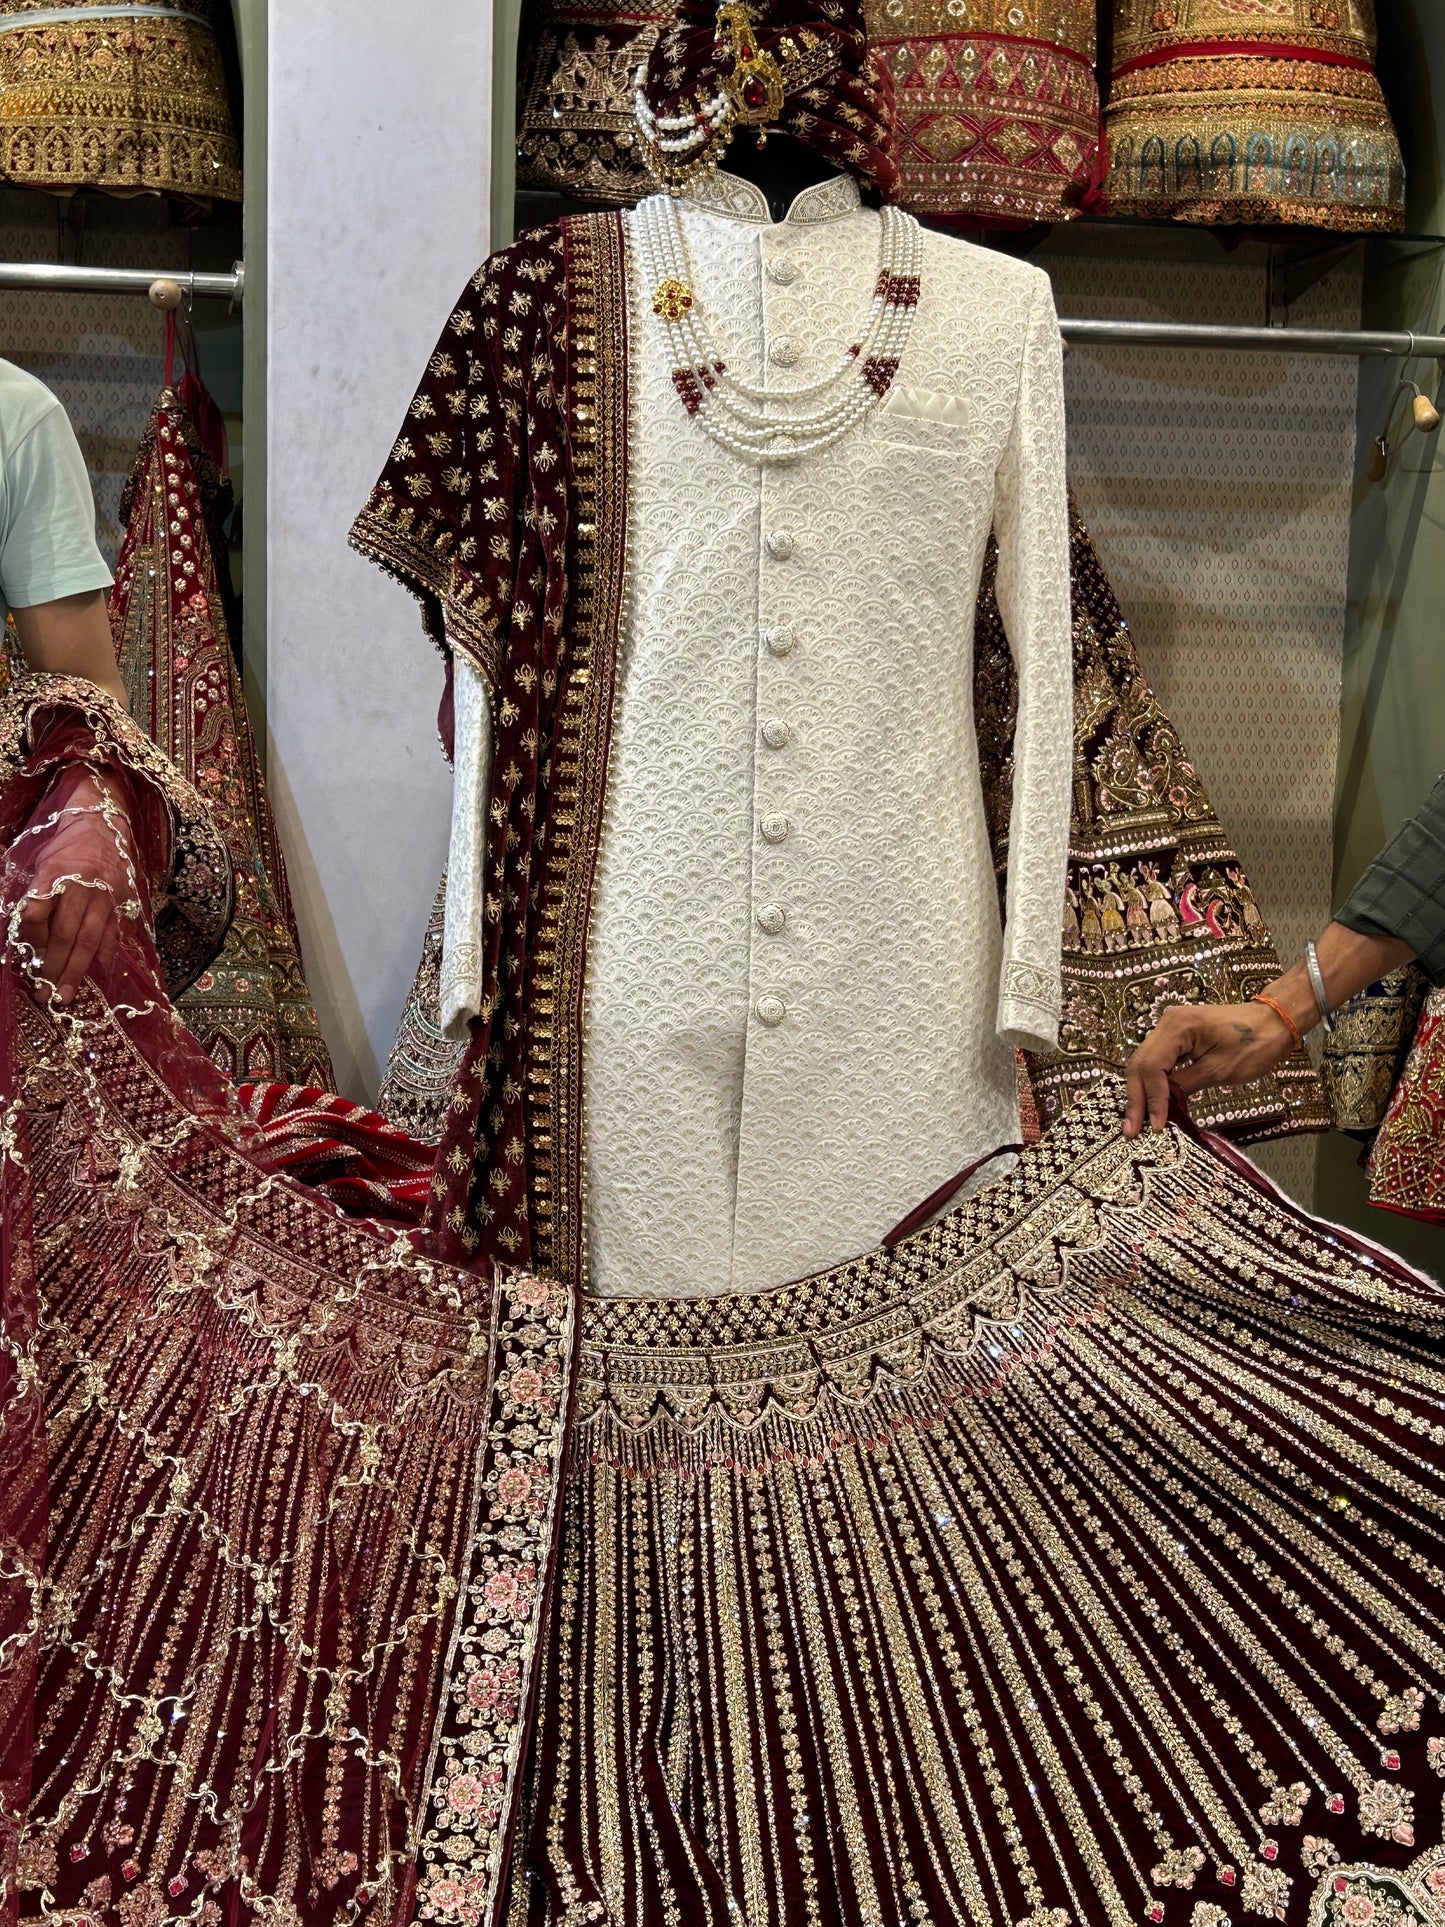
[1,397,113,616]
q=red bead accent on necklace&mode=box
[861,355,899,397]
[672,368,705,415]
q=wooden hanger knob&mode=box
[148,277,184,311]
[1412,391,1441,433]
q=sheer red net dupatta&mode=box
[0,677,577,1927]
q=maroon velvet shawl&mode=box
[352,214,632,1291]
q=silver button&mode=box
[767,257,798,286]
[761,718,791,749]
[760,813,790,844]
[757,904,786,935]
[756,996,787,1027]
[768,335,801,368]
[765,529,795,561]
[763,624,796,656]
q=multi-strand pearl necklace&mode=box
[635,189,924,465]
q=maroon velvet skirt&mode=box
[4,686,1445,1927]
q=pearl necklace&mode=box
[635,189,923,465]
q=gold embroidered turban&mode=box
[865,0,1101,225]
[0,0,241,206]
[1104,0,1404,231]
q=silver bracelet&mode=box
[1304,938,1335,1033]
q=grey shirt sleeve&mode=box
[1335,772,1445,986]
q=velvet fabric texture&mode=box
[111,388,335,1091]
[4,687,1445,1925]
[0,678,575,1927]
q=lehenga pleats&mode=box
[5,684,1445,1927]
[516,1090,1445,1925]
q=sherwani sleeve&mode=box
[439,657,496,1037]
[989,273,1072,1052]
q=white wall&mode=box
[267,0,491,1099]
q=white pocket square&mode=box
[882,384,970,428]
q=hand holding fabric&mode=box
[1123,1000,1297,1137]
[10,767,140,1003]
[1125,921,1421,1137]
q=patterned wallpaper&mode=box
[1039,225,1361,1200]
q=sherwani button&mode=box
[762,719,791,748]
[756,996,787,1027]
[767,258,798,286]
[757,904,786,935]
[765,530,796,561]
[763,625,796,656]
[760,814,790,844]
[768,336,801,367]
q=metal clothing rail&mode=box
[1062,318,1445,358]
[0,261,244,308]
[2,260,1444,357]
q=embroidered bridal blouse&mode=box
[443,169,1072,1299]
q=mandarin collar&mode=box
[679,167,862,226]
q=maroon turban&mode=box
[638,0,900,201]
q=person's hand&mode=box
[10,773,137,1004]
[1124,1001,1295,1138]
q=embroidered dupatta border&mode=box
[525,212,631,1291]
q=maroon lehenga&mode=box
[4,675,1445,1927]
[0,681,573,1927]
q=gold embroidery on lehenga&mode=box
[7,970,574,1927]
[508,1084,1445,1924]
[0,0,242,205]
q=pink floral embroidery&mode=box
[445,1773,484,1815]
[508,1366,543,1405]
[484,1570,519,1614]
[496,1466,533,1505]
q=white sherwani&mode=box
[444,169,1073,1299]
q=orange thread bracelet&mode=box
[1252,992,1304,1053]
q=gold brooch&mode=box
[652,278,695,323]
